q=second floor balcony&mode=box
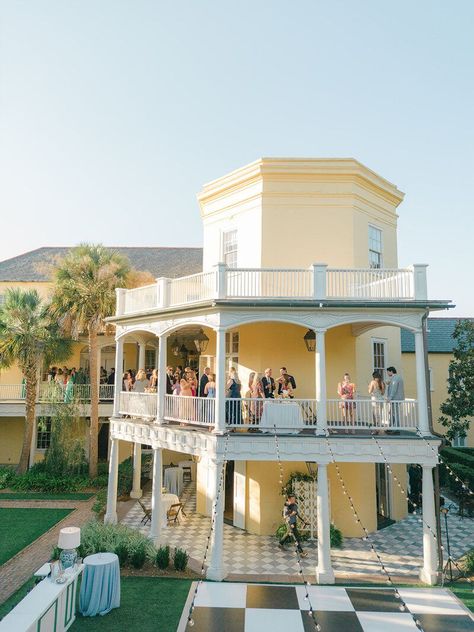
[0,383,115,403]
[116,263,429,316]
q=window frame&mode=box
[36,417,52,451]
[368,224,383,269]
[222,229,238,268]
[371,337,387,380]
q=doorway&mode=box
[224,461,234,525]
[376,463,395,529]
[98,422,109,461]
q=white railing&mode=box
[0,383,115,402]
[226,269,313,299]
[117,264,426,315]
[168,271,216,307]
[225,397,317,428]
[119,391,157,419]
[326,398,418,430]
[163,394,215,426]
[326,268,414,300]
[123,283,157,314]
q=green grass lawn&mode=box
[71,577,191,632]
[0,577,36,620]
[0,507,73,565]
[0,492,94,501]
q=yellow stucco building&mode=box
[103,157,451,585]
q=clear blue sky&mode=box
[0,1,472,315]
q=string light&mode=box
[273,425,321,631]
[186,432,230,628]
[325,433,426,632]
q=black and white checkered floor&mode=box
[177,583,474,632]
[121,483,474,579]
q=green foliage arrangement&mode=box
[92,489,107,515]
[114,542,129,567]
[173,548,189,572]
[76,520,155,561]
[330,523,343,548]
[0,466,16,490]
[464,550,474,573]
[155,546,170,570]
[130,542,147,569]
[440,320,474,441]
[281,470,316,497]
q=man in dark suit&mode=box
[166,366,174,395]
[261,368,275,398]
[199,367,211,397]
[277,366,296,395]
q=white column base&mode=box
[104,512,117,525]
[315,428,327,437]
[419,568,438,585]
[206,566,228,581]
[316,567,335,584]
[130,489,143,499]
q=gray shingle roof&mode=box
[401,318,473,353]
[0,247,203,282]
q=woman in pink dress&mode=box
[337,373,357,432]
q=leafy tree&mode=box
[0,289,71,473]
[439,320,474,441]
[50,244,130,477]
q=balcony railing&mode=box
[118,391,157,419]
[116,263,428,316]
[0,384,115,402]
[116,393,419,433]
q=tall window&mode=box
[223,230,238,268]
[372,339,386,378]
[36,417,52,450]
[369,226,383,269]
[453,433,466,448]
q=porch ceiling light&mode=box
[171,338,180,356]
[303,329,316,352]
[193,329,209,354]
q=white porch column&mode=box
[130,443,142,499]
[415,329,430,435]
[315,329,327,436]
[138,342,146,371]
[214,327,226,434]
[316,463,335,584]
[157,334,168,423]
[104,437,119,524]
[207,459,227,580]
[420,465,438,585]
[113,337,124,417]
[149,447,163,545]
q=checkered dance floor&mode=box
[177,583,474,632]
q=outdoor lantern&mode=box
[58,526,81,572]
[171,338,180,356]
[193,329,209,353]
[179,344,188,357]
[303,329,316,352]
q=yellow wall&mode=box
[390,463,409,521]
[328,462,377,536]
[198,158,404,271]
[402,351,474,445]
[0,418,24,464]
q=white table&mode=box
[164,467,184,496]
[260,401,304,433]
[162,492,180,526]
[178,459,196,481]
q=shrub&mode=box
[51,546,61,561]
[114,542,129,567]
[92,489,107,515]
[0,466,16,490]
[117,457,134,497]
[155,546,170,570]
[10,469,89,493]
[464,550,474,573]
[79,520,155,562]
[274,523,310,542]
[173,548,189,572]
[130,543,147,569]
[330,524,343,548]
[441,448,474,469]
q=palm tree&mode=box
[0,289,72,474]
[50,244,130,477]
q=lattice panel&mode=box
[293,479,317,539]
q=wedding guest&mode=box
[277,366,296,395]
[386,366,405,428]
[262,368,275,399]
[149,368,158,390]
[199,367,211,397]
[338,372,356,431]
[166,366,175,395]
[133,369,149,392]
[279,375,294,398]
[226,368,242,424]
[107,368,115,385]
[369,371,385,427]
[204,373,216,397]
[249,372,264,425]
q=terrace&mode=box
[116,263,429,317]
